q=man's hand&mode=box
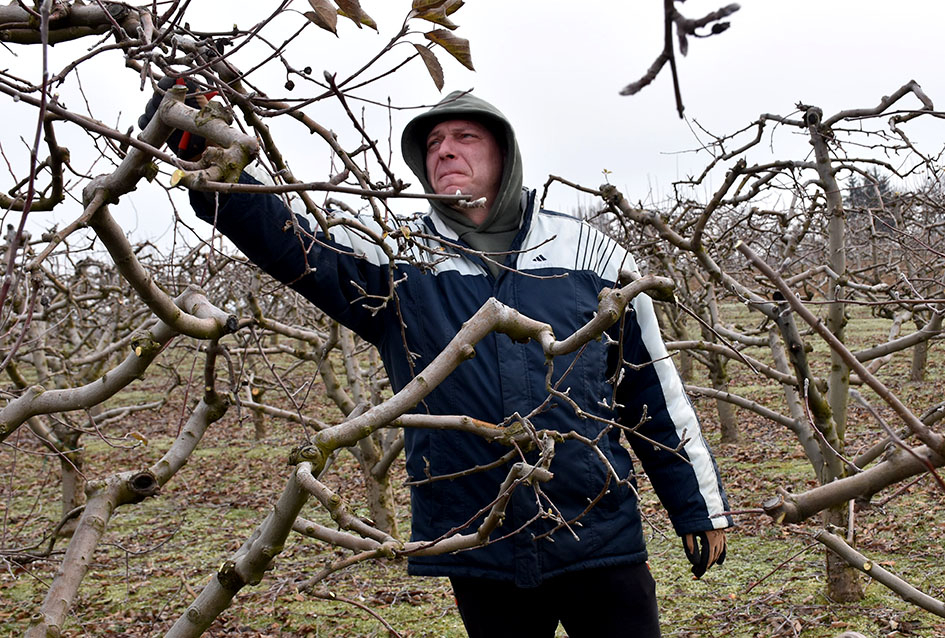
[138,76,209,160]
[682,530,726,579]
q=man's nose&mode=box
[437,136,457,158]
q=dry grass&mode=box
[2,306,944,637]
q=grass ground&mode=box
[1,306,944,637]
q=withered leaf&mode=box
[413,44,444,91]
[305,0,338,35]
[443,0,464,15]
[424,29,474,71]
[336,0,377,31]
[415,6,458,29]
[411,0,449,10]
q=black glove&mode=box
[683,530,726,579]
[138,76,207,160]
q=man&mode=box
[178,90,730,637]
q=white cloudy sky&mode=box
[3,0,944,244]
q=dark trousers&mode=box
[450,562,661,638]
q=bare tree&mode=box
[591,83,945,608]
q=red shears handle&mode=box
[174,77,218,152]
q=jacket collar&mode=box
[424,189,535,247]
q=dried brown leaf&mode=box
[424,29,473,71]
[305,0,338,35]
[411,0,449,10]
[413,44,444,91]
[443,0,464,15]
[415,6,458,29]
[336,0,377,30]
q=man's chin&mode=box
[436,183,469,196]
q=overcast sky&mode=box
[4,0,944,245]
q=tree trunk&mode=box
[58,430,84,537]
[807,110,862,602]
[707,354,738,444]
[354,433,401,540]
[703,283,736,442]
[246,384,268,440]
[823,504,864,602]
[678,342,693,383]
[911,340,928,382]
[910,319,929,382]
[362,463,399,539]
[768,327,825,480]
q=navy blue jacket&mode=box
[191,175,730,587]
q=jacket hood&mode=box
[401,91,524,236]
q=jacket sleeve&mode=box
[189,173,394,345]
[609,279,733,536]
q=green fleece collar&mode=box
[401,91,525,273]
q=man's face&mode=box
[425,119,503,213]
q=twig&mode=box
[308,589,404,638]
[744,541,818,595]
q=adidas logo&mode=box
[533,254,547,262]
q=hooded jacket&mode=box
[400,90,525,267]
[190,93,730,587]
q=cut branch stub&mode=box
[127,470,160,502]
[216,560,245,591]
[762,492,795,525]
